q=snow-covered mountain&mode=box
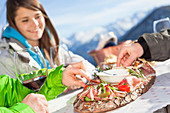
[120,5,170,41]
[61,5,170,66]
[63,9,150,47]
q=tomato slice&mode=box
[118,84,130,92]
[105,84,110,92]
[84,85,92,90]
[118,79,130,92]
[119,79,128,85]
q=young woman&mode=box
[0,0,94,78]
[0,0,94,112]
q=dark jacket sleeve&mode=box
[138,29,170,61]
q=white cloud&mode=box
[50,0,170,38]
[1,0,170,38]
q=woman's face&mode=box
[14,7,45,41]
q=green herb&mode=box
[97,83,106,93]
[114,96,120,99]
[101,80,108,84]
[108,86,117,91]
[85,97,95,101]
[128,68,144,79]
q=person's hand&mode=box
[62,60,91,90]
[117,43,144,67]
[22,93,49,113]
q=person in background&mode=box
[0,0,94,78]
[0,61,90,113]
[95,32,118,50]
[89,31,132,66]
[117,29,170,67]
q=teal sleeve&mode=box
[38,65,68,101]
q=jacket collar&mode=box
[2,26,32,48]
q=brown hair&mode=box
[6,0,60,66]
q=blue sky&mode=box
[1,0,170,38]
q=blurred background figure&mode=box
[89,31,132,66]
[95,32,117,50]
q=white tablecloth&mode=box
[48,59,170,113]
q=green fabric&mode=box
[39,65,67,101]
[0,65,67,112]
[8,103,35,113]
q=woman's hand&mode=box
[62,60,91,90]
[117,43,144,67]
[22,93,49,113]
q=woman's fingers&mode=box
[69,60,87,71]
[62,60,94,90]
[62,64,90,88]
[74,79,86,87]
[69,79,85,90]
[66,65,91,81]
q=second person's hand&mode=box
[117,42,144,67]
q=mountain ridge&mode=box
[62,5,170,66]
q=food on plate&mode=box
[99,55,117,70]
[104,55,117,64]
[73,59,156,113]
[96,68,129,84]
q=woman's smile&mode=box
[15,7,45,42]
